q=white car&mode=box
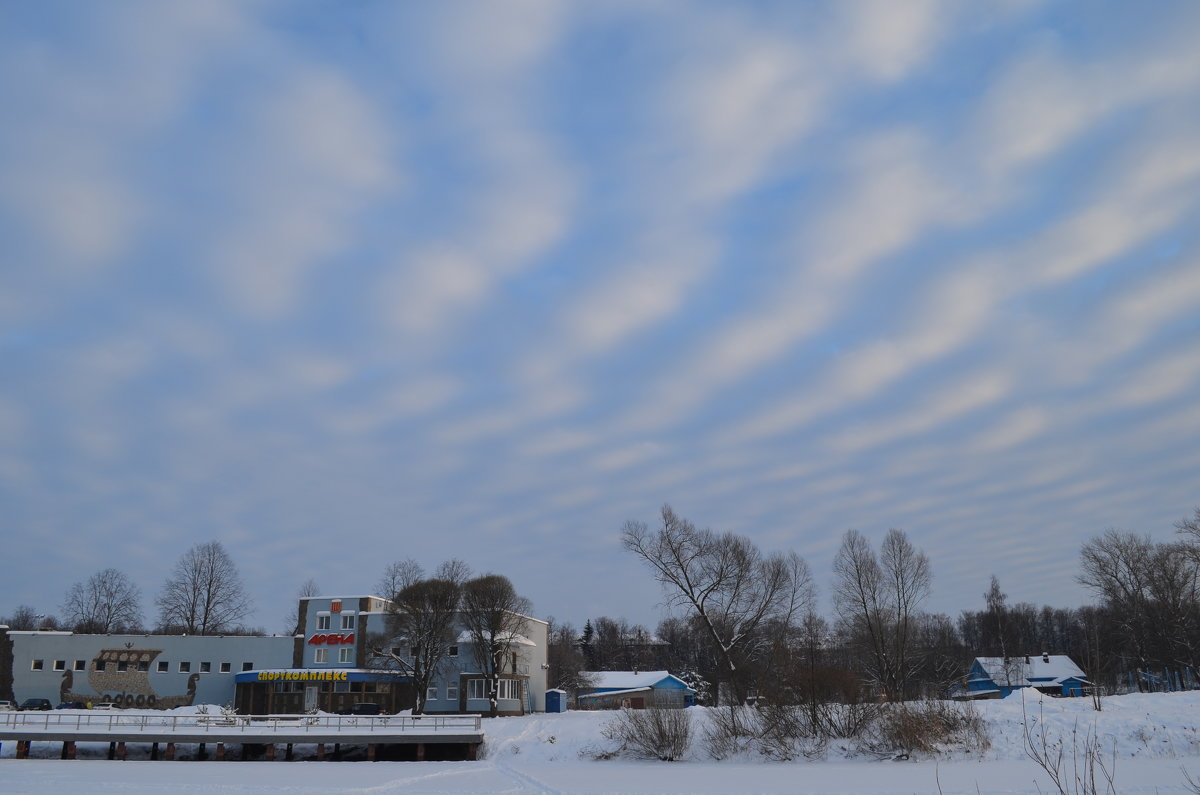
[92,702,116,710]
[0,700,15,711]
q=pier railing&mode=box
[0,711,482,735]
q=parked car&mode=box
[19,698,52,711]
[92,702,116,710]
[0,700,16,711]
[340,702,382,716]
[56,701,86,710]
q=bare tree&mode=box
[546,618,595,696]
[283,578,321,635]
[61,568,143,633]
[832,528,931,701]
[460,574,532,717]
[3,604,47,630]
[434,559,472,586]
[368,578,462,714]
[375,559,424,600]
[621,505,814,704]
[155,541,250,635]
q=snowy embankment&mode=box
[3,691,1200,793]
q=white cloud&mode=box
[968,407,1050,452]
[837,0,948,83]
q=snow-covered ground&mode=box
[4,690,1200,793]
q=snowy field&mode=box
[4,690,1200,793]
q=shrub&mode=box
[601,705,692,761]
[858,699,990,758]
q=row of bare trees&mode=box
[612,504,1200,707]
[3,540,254,636]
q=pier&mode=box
[0,711,483,762]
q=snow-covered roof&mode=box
[583,671,691,692]
[455,630,536,647]
[974,655,1088,687]
[577,686,654,699]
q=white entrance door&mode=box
[304,686,318,712]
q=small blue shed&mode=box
[545,689,569,713]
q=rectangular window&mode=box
[137,660,149,672]
[74,660,86,672]
[95,660,107,672]
[468,679,487,700]
[31,659,44,671]
[339,647,353,664]
[53,660,66,671]
[341,613,355,630]
[179,661,191,673]
[498,679,521,700]
[427,684,438,701]
[117,661,128,672]
[447,681,458,701]
[157,661,169,673]
[200,661,211,673]
[220,662,231,673]
[242,662,253,672]
[314,648,328,664]
[447,645,458,657]
[316,614,331,630]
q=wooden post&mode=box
[198,742,207,760]
[467,742,478,761]
[285,743,294,761]
[416,742,425,761]
[316,743,325,761]
[166,742,176,761]
[117,742,127,761]
[150,742,159,761]
[107,741,116,760]
[266,743,276,761]
[216,742,225,761]
[16,740,29,760]
[367,743,376,762]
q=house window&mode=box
[427,684,438,701]
[137,660,149,672]
[74,660,86,671]
[314,648,328,664]
[220,662,231,673]
[447,681,458,701]
[242,662,254,672]
[316,614,331,630]
[339,647,353,664]
[53,660,66,671]
[498,679,521,700]
[95,661,107,672]
[341,613,355,630]
[200,661,211,674]
[157,661,169,673]
[447,645,458,657]
[179,661,191,673]
[31,659,44,671]
[467,679,487,700]
[117,661,128,672]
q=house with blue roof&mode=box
[958,654,1090,699]
[576,670,695,709]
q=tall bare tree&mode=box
[375,559,424,600]
[62,568,143,633]
[460,574,531,717]
[832,528,931,700]
[369,578,463,714]
[155,541,250,635]
[622,505,814,704]
[283,577,321,635]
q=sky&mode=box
[2,0,1199,636]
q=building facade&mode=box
[3,593,550,716]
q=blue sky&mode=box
[2,0,1199,634]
